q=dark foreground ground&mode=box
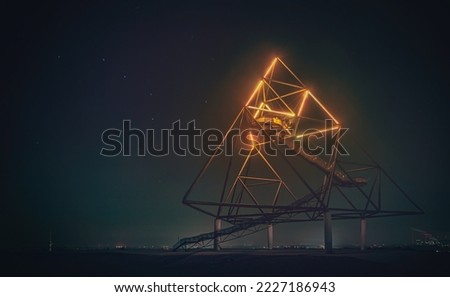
[1,248,449,276]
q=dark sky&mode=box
[2,0,449,248]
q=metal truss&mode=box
[173,58,423,251]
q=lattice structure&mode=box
[174,58,423,252]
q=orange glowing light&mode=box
[253,102,265,119]
[277,58,304,86]
[248,133,257,148]
[262,79,296,115]
[245,80,263,106]
[297,90,309,117]
[308,92,339,124]
[263,57,278,78]
[246,106,295,117]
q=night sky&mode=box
[2,0,450,249]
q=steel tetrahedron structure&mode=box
[173,57,423,252]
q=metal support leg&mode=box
[324,211,333,254]
[214,218,222,251]
[267,224,273,250]
[360,217,366,251]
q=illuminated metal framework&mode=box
[173,58,423,252]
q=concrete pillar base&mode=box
[324,212,333,254]
[267,224,273,250]
[360,217,367,251]
[214,218,222,251]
